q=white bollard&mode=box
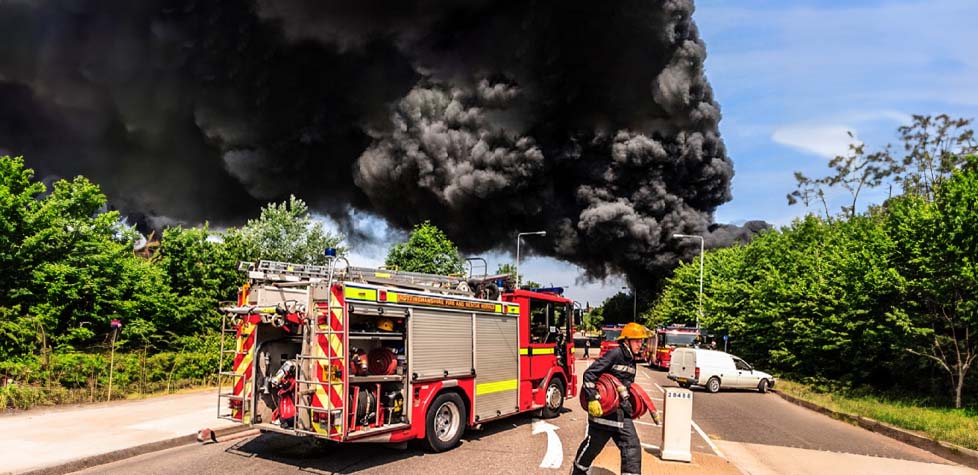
[660,387,693,462]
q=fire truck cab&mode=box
[651,325,701,369]
[218,258,578,452]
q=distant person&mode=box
[583,338,591,359]
[710,339,717,350]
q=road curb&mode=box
[15,424,256,475]
[773,389,978,470]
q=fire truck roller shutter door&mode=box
[474,313,519,421]
[410,309,474,381]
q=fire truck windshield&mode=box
[602,330,621,341]
[662,332,698,346]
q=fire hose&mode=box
[578,373,657,419]
[368,348,397,375]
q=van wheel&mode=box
[706,377,721,393]
[541,379,565,419]
[758,379,769,393]
[424,392,466,452]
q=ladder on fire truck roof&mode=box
[241,260,473,296]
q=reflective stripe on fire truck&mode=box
[519,347,555,356]
[344,286,377,302]
[475,379,518,396]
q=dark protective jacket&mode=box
[581,340,636,423]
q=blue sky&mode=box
[345,0,978,309]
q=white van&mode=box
[667,348,776,393]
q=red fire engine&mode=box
[650,325,701,369]
[218,257,578,452]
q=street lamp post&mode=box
[622,286,637,321]
[672,234,704,329]
[515,231,546,288]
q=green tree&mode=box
[581,306,604,334]
[886,157,978,408]
[0,156,175,357]
[788,133,895,220]
[891,114,977,201]
[385,221,463,275]
[654,215,906,384]
[225,195,346,265]
[156,225,242,336]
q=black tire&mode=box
[541,378,565,419]
[678,382,692,389]
[758,379,769,394]
[423,392,467,452]
[706,377,721,393]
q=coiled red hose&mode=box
[579,373,658,418]
[578,373,622,416]
[368,348,397,375]
[628,383,656,419]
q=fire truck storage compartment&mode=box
[348,304,409,432]
[254,336,304,427]
[474,313,519,421]
[409,308,474,381]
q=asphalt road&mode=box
[71,352,960,474]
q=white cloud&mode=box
[771,125,859,158]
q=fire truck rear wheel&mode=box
[541,378,565,419]
[424,392,466,452]
[706,377,721,393]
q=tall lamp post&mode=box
[621,286,637,321]
[672,234,704,329]
[515,231,546,288]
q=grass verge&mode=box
[777,380,978,451]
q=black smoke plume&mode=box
[0,0,766,289]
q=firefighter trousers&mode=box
[571,416,641,475]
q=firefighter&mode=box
[572,322,648,475]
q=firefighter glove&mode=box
[651,411,661,425]
[587,400,604,417]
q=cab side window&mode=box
[733,358,751,371]
[529,300,551,343]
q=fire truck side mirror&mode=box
[573,309,583,327]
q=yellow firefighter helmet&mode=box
[376,318,395,332]
[617,322,649,340]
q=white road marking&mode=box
[531,419,563,469]
[641,442,660,451]
[692,420,727,460]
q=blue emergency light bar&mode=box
[534,287,564,295]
